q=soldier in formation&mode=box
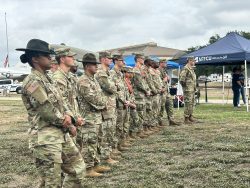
[20,39,194,186]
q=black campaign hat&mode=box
[16,39,55,54]
[77,53,100,64]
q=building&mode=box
[99,42,185,59]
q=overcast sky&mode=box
[0,0,250,66]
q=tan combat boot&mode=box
[111,148,122,156]
[184,117,192,125]
[93,165,111,173]
[121,139,132,147]
[127,133,136,141]
[130,132,139,139]
[105,157,119,164]
[189,115,196,122]
[169,120,181,126]
[136,131,147,138]
[110,153,122,160]
[117,144,129,152]
[86,167,103,178]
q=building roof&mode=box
[99,42,185,58]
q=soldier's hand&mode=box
[163,76,168,82]
[69,125,77,137]
[63,115,72,128]
[124,101,130,107]
[76,117,85,127]
[129,103,136,109]
[145,91,150,97]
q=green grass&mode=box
[0,99,249,187]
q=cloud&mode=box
[0,0,249,66]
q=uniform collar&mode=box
[58,67,70,78]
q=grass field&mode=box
[0,97,249,188]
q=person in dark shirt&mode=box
[238,69,246,105]
[232,67,242,107]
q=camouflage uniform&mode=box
[110,67,130,146]
[95,65,117,159]
[131,66,149,132]
[22,69,85,187]
[143,65,158,127]
[53,67,81,125]
[152,68,165,124]
[159,67,174,122]
[77,72,107,169]
[179,64,197,117]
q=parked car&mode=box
[0,79,22,94]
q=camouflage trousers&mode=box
[159,93,168,124]
[33,133,86,188]
[129,108,140,133]
[165,93,174,120]
[184,91,195,117]
[98,118,117,160]
[116,108,129,145]
[76,123,100,169]
[152,95,162,124]
[135,99,146,132]
[145,96,158,127]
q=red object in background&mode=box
[3,55,9,68]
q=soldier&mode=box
[110,54,131,151]
[122,66,139,139]
[131,53,151,138]
[159,59,181,126]
[77,53,111,177]
[95,51,120,162]
[143,58,160,132]
[179,56,197,124]
[53,48,84,132]
[150,59,167,129]
[17,39,85,187]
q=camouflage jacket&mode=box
[77,72,107,125]
[143,66,158,95]
[159,67,169,92]
[131,66,150,100]
[22,69,71,146]
[52,68,81,121]
[110,67,129,109]
[95,66,117,119]
[179,64,196,92]
[152,68,164,94]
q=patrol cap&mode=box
[55,48,76,57]
[133,53,145,60]
[77,53,100,64]
[121,66,134,73]
[99,51,112,59]
[159,58,166,63]
[112,54,123,61]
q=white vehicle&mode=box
[0,79,22,94]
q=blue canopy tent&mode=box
[176,32,250,111]
[177,32,250,65]
[167,60,183,69]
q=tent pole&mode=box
[177,66,180,110]
[245,60,249,112]
[222,66,225,105]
